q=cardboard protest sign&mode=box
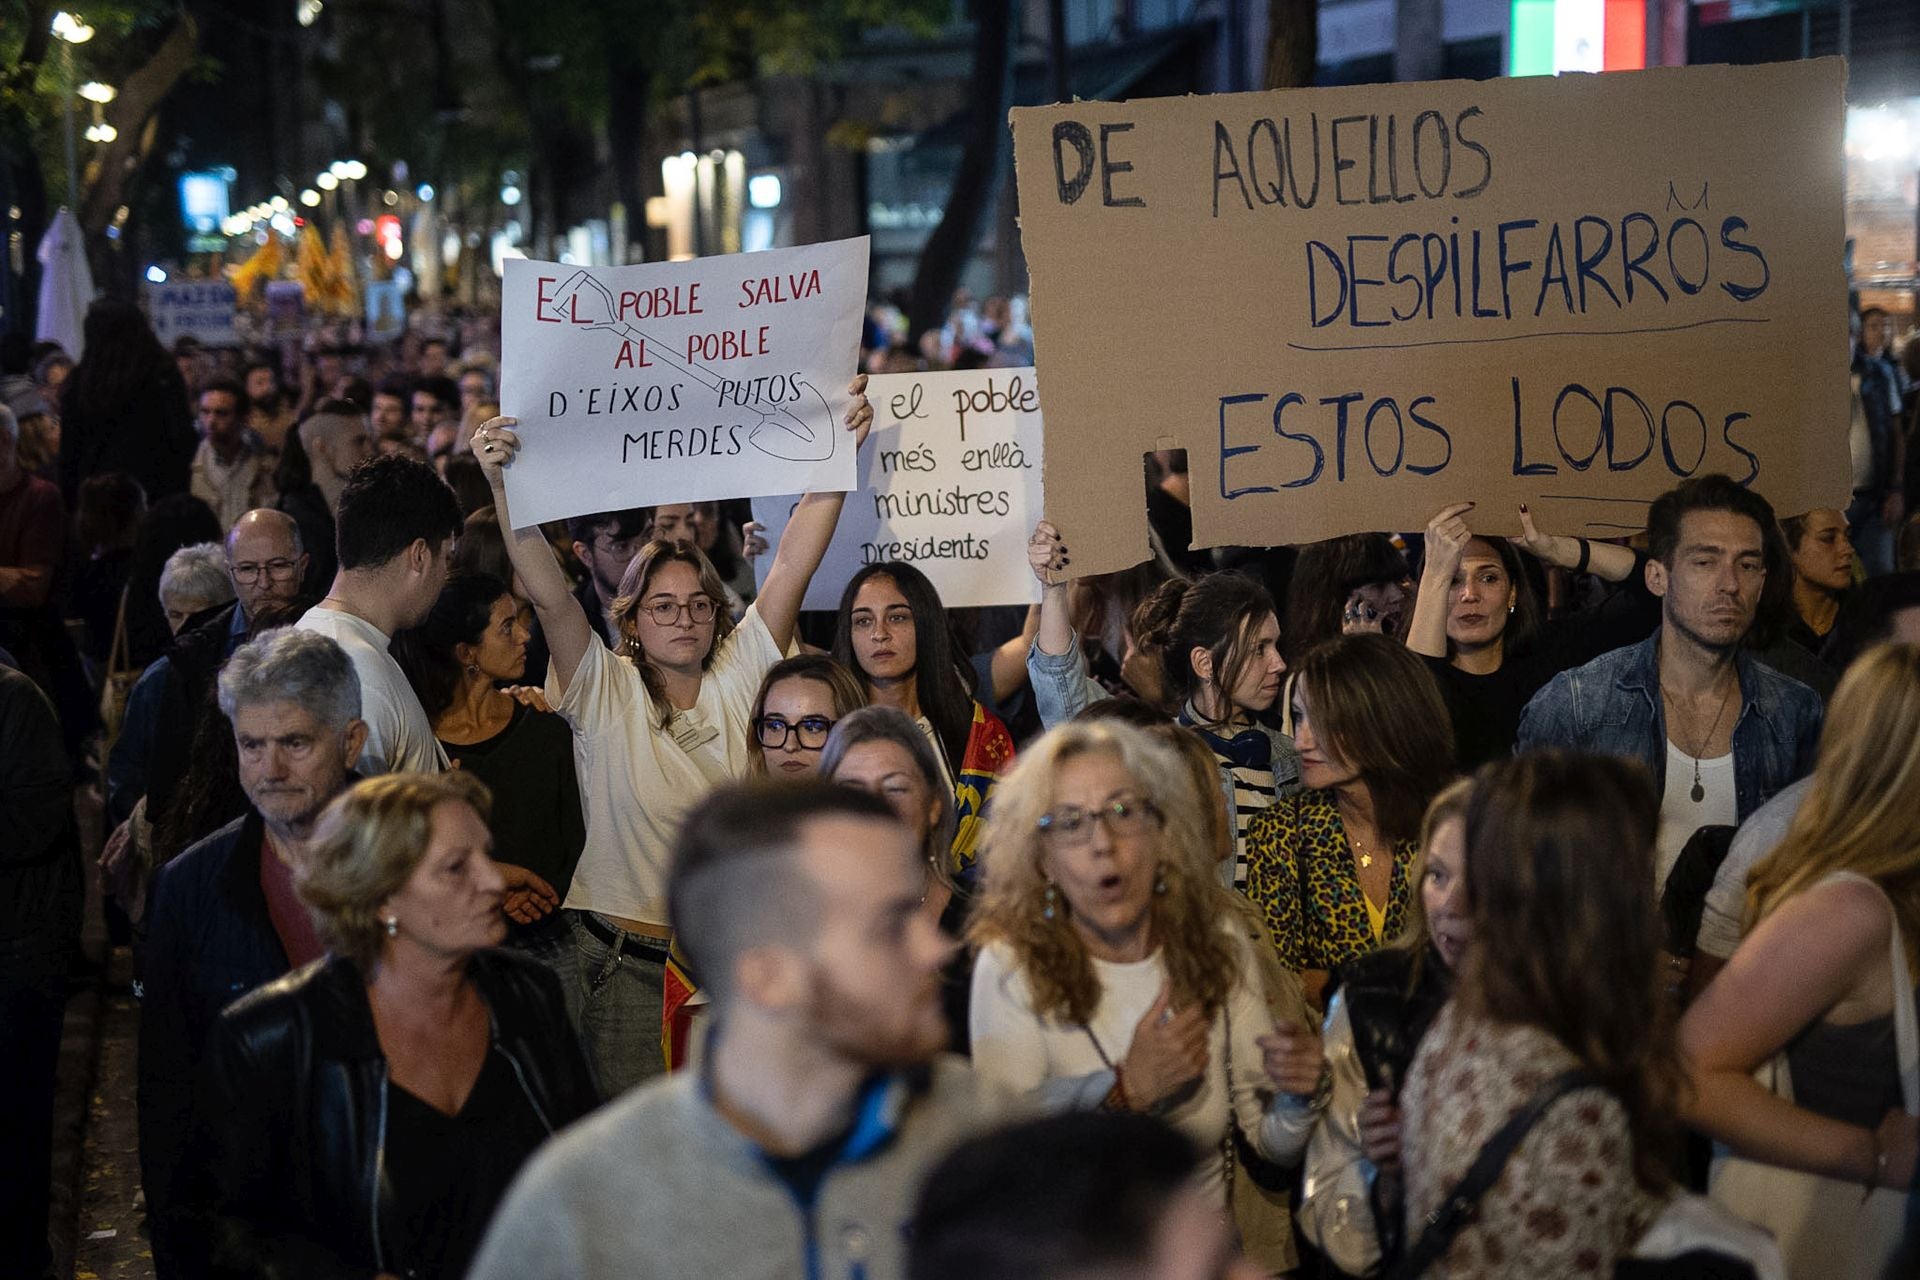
[497,238,869,528]
[145,280,237,347]
[1010,60,1852,577]
[752,368,1046,610]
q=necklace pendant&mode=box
[1359,852,1373,868]
[1690,780,1706,803]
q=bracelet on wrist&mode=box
[1573,538,1592,576]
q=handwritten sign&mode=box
[752,369,1046,610]
[145,280,237,347]
[1010,60,1853,576]
[497,239,869,528]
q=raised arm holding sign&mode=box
[473,378,873,699]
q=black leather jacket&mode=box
[198,949,599,1279]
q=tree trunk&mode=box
[79,14,200,236]
[904,0,1014,343]
[605,47,651,263]
[1264,0,1318,89]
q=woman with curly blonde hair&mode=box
[968,720,1322,1212]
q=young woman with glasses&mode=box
[746,654,866,778]
[469,385,872,1094]
[969,719,1321,1221]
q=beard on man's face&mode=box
[803,962,947,1067]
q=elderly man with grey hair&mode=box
[136,626,367,1280]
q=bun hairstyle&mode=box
[1128,572,1277,718]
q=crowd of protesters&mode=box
[2,288,1919,1280]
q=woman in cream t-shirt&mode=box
[473,381,873,1093]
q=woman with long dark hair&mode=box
[59,300,197,505]
[1401,751,1686,1277]
[832,560,1016,876]
[1243,634,1455,1007]
[1405,501,1655,767]
[1283,534,1413,659]
[394,572,584,980]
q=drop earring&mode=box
[1154,868,1168,895]
[384,916,399,937]
[1042,882,1058,922]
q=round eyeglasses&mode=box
[754,714,836,751]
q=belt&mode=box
[574,910,674,958]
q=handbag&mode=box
[98,585,139,754]
[1708,871,1919,1279]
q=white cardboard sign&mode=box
[753,368,1046,611]
[145,280,237,347]
[497,238,870,528]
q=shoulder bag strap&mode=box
[109,584,131,674]
[1386,1068,1595,1280]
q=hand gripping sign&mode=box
[497,237,869,528]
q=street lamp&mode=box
[78,81,115,103]
[316,172,339,191]
[299,189,321,207]
[51,11,96,206]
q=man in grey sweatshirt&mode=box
[468,780,1008,1280]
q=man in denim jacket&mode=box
[1518,475,1822,890]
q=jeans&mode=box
[568,912,666,1098]
[0,935,72,1280]
[505,913,583,1032]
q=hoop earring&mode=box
[465,662,479,675]
[384,916,399,938]
[1042,882,1058,922]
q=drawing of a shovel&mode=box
[542,271,836,462]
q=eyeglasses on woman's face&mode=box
[754,713,836,751]
[642,595,717,626]
[1036,794,1161,848]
